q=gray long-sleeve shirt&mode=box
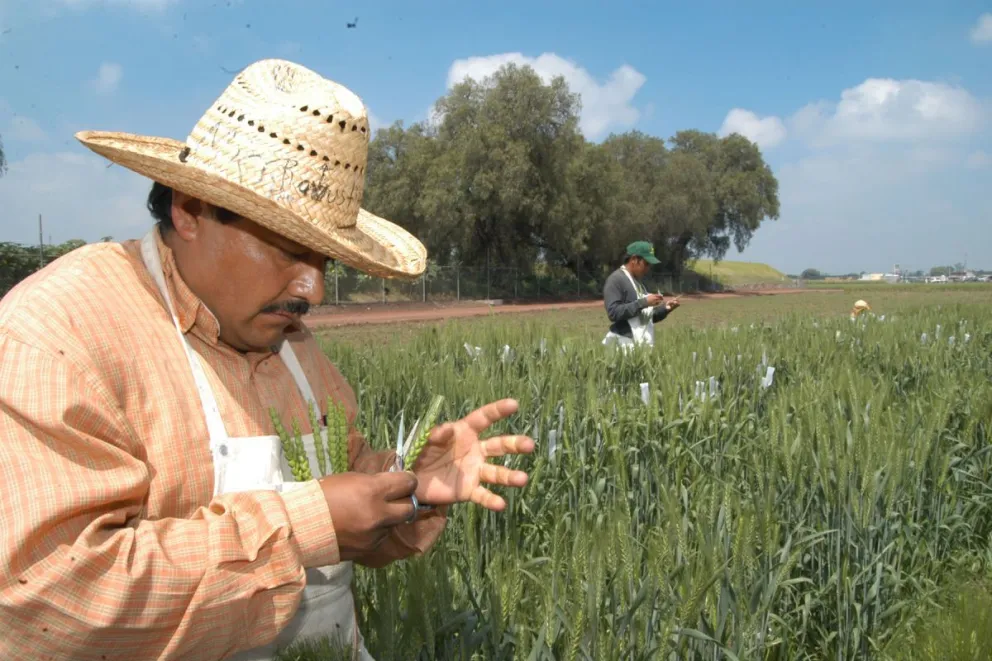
[603,267,669,338]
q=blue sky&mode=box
[0,0,989,274]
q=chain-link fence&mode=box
[319,264,764,306]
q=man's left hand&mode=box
[410,398,535,511]
[665,297,681,311]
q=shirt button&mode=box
[219,444,229,456]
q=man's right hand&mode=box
[644,293,664,307]
[319,471,419,561]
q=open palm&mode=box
[411,399,535,511]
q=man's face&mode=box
[628,256,649,279]
[165,194,327,353]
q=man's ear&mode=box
[170,192,207,242]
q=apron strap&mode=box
[278,339,320,415]
[140,230,229,448]
[621,266,647,297]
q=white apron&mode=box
[139,231,373,661]
[602,266,655,349]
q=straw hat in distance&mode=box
[75,58,427,280]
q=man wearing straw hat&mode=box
[0,59,535,661]
[601,240,681,349]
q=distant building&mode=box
[859,272,901,283]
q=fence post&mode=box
[381,278,385,304]
[514,268,517,300]
[456,267,460,301]
[422,273,426,302]
[334,267,339,305]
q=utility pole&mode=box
[38,214,44,269]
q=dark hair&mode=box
[146,181,238,231]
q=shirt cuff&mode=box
[281,481,339,568]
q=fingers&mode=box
[480,434,535,458]
[479,462,529,488]
[375,470,418,501]
[463,398,519,433]
[381,497,418,527]
[427,421,455,444]
[470,485,507,512]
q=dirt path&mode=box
[305,287,840,328]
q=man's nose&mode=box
[288,259,325,305]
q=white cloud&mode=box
[967,150,990,169]
[742,142,991,274]
[0,150,153,245]
[88,62,122,94]
[718,108,786,149]
[822,78,984,142]
[733,76,991,274]
[734,78,985,152]
[970,13,992,44]
[445,52,646,140]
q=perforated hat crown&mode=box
[76,59,426,279]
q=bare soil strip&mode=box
[306,288,841,329]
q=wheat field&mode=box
[274,290,992,660]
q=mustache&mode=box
[260,299,311,317]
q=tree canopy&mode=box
[363,63,780,277]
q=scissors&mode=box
[391,411,435,519]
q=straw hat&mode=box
[854,300,870,310]
[75,58,426,279]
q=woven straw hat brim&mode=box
[75,130,426,280]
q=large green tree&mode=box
[358,63,781,280]
[428,63,585,269]
[668,130,780,263]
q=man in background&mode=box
[602,240,680,349]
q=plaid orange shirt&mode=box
[0,229,447,661]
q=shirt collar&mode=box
[153,228,222,344]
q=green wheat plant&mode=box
[266,301,992,661]
[399,395,445,471]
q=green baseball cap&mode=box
[626,241,660,265]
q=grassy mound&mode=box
[687,258,789,287]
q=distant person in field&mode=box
[851,299,871,320]
[0,59,535,661]
[602,240,681,349]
